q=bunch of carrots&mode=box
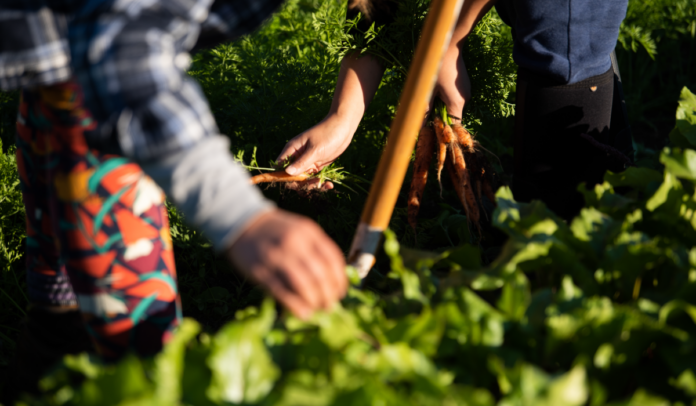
[408,110,496,236]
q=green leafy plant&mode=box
[22,89,696,405]
[0,140,26,370]
[1,0,695,402]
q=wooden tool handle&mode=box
[349,0,465,278]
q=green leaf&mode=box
[154,318,201,405]
[444,244,482,270]
[207,298,280,404]
[659,299,696,326]
[646,171,682,211]
[661,148,696,181]
[269,370,336,406]
[669,87,696,147]
[496,363,587,406]
[605,389,670,406]
[570,207,621,258]
[546,365,588,406]
[383,229,427,303]
[314,305,361,350]
[79,355,154,405]
[493,186,521,232]
[671,369,696,396]
[458,289,506,346]
[593,343,614,370]
[604,167,663,190]
[497,272,531,320]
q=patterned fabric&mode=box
[0,5,70,89]
[0,0,284,162]
[16,80,182,359]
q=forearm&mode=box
[451,0,498,46]
[437,0,497,116]
[326,52,385,132]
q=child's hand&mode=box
[226,209,348,319]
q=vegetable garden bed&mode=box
[0,0,695,404]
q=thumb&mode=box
[286,147,317,175]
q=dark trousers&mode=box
[512,66,632,220]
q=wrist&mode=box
[323,110,361,137]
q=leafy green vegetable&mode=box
[25,88,696,405]
[0,0,695,402]
[669,87,696,148]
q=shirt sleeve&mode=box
[140,135,276,252]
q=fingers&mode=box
[276,135,307,165]
[264,275,313,320]
[277,135,325,176]
[276,222,347,316]
[297,252,335,310]
[284,178,334,191]
[228,210,347,320]
[312,231,348,299]
[289,220,347,310]
[285,146,319,176]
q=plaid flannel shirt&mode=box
[0,0,283,162]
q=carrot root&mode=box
[408,127,436,234]
[451,144,480,224]
[433,118,450,197]
[452,124,474,153]
[250,171,310,185]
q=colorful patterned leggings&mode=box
[15,81,181,359]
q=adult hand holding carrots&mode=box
[226,209,348,319]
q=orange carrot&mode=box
[250,171,309,185]
[452,124,474,153]
[435,143,447,196]
[433,117,452,196]
[434,117,453,143]
[408,126,436,233]
[446,151,468,213]
[451,144,480,224]
[443,123,455,145]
